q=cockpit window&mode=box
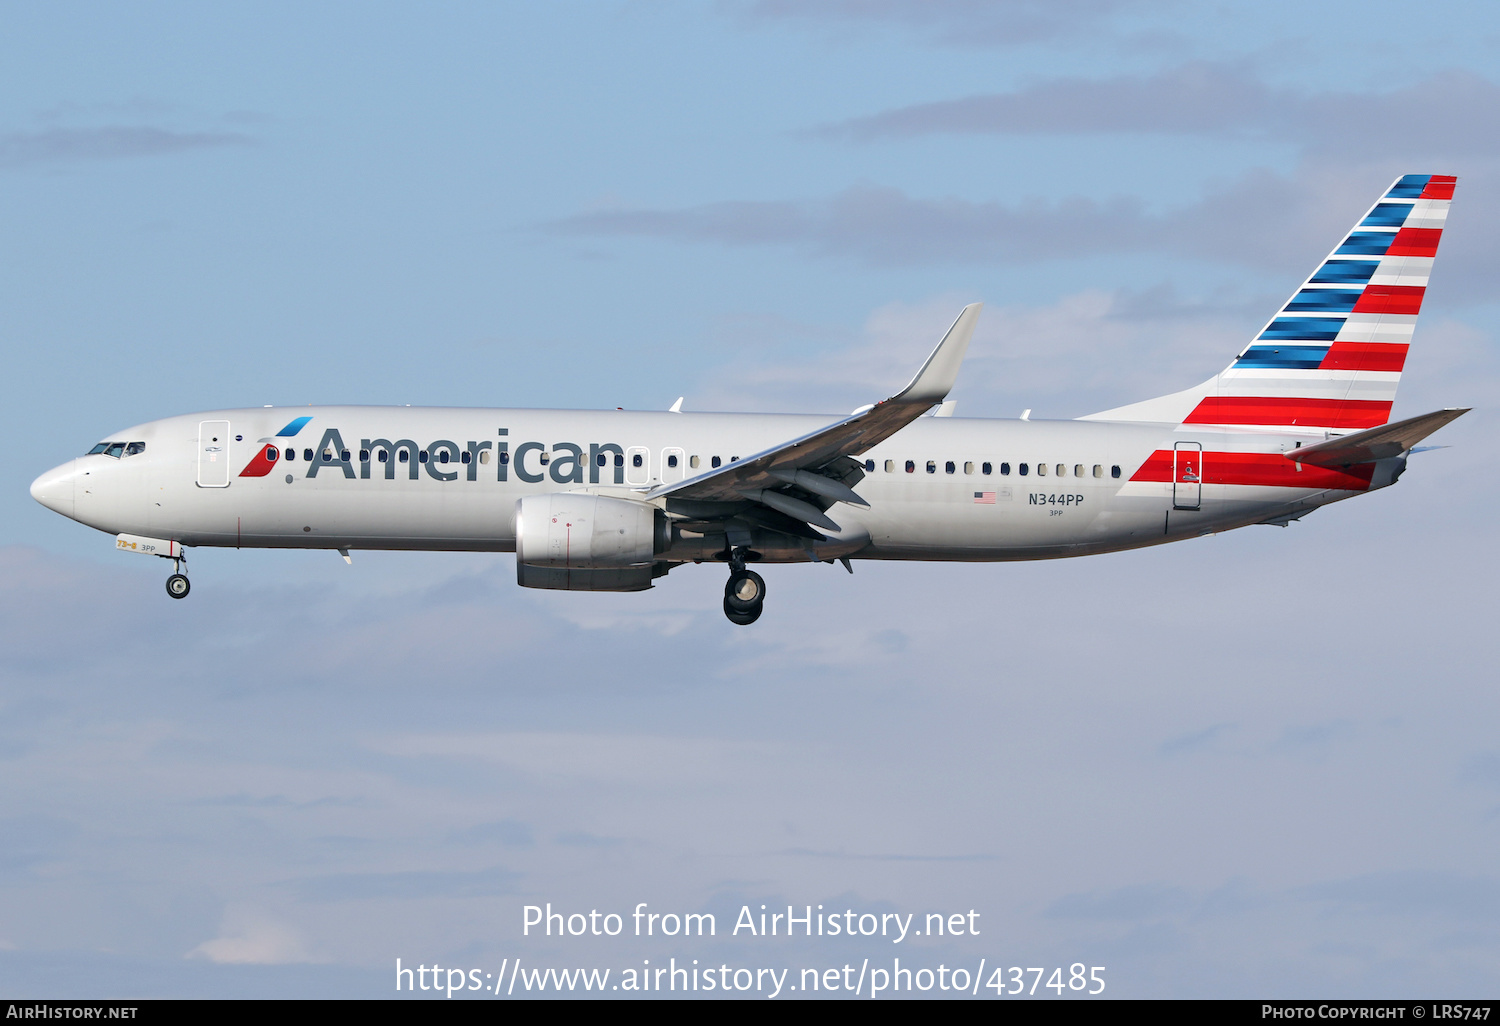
[125,442,145,456]
[87,442,111,455]
[103,443,126,458]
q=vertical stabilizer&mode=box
[1082,174,1455,430]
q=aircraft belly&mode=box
[228,480,517,548]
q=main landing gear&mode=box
[722,547,765,625]
[164,555,190,600]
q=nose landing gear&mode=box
[164,555,190,600]
[722,547,765,625]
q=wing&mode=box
[645,303,982,532]
[1286,407,1469,468]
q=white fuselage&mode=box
[30,406,1400,563]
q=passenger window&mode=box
[865,460,875,472]
[341,450,351,462]
[964,461,974,474]
[731,456,739,462]
[984,462,994,475]
[359,449,369,462]
[479,450,490,465]
[596,453,607,466]
[1111,465,1121,478]
[905,460,915,473]
[438,450,450,464]
[925,461,935,474]
[461,451,471,464]
[1056,464,1065,476]
[945,461,955,474]
[690,455,701,468]
[125,442,145,456]
[322,450,333,463]
[539,451,550,465]
[1019,463,1029,476]
[1037,463,1047,476]
[885,460,895,473]
[667,454,678,468]
[613,454,622,466]
[285,448,296,462]
[501,451,511,465]
[1093,464,1102,478]
[712,456,722,468]
[632,453,644,468]
[87,443,110,455]
[1074,464,1084,477]
[265,446,277,462]
[379,450,389,463]
[999,462,1009,475]
[303,449,314,462]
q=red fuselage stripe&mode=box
[1130,450,1374,491]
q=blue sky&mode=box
[3,0,1499,998]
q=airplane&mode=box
[30,174,1468,625]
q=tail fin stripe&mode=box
[1237,345,1331,369]
[1351,285,1425,315]
[1286,289,1362,313]
[1338,231,1400,256]
[1420,176,1457,200]
[1258,318,1345,342]
[1362,203,1414,227]
[1183,397,1392,429]
[1311,260,1379,284]
[1319,342,1408,373]
[1387,227,1442,257]
[1386,174,1432,198]
[1370,256,1432,286]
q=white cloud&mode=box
[188,908,312,965]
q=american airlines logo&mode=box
[240,419,637,485]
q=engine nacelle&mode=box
[515,493,668,592]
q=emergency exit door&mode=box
[1173,441,1202,510]
[198,420,232,487]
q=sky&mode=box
[2,0,1498,999]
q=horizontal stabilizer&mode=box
[1287,408,1469,467]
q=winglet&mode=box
[892,303,982,405]
[669,397,684,413]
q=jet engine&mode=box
[515,493,669,591]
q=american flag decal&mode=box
[974,491,995,504]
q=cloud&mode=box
[1159,723,1236,757]
[824,66,1500,159]
[737,0,1161,47]
[0,126,250,170]
[689,289,1259,418]
[189,908,311,965]
[377,732,785,787]
[1296,872,1500,924]
[539,168,1374,273]
[543,161,1500,305]
[1047,883,1194,920]
[291,867,523,902]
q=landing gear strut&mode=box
[722,547,765,625]
[164,555,190,600]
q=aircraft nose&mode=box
[30,460,77,519]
